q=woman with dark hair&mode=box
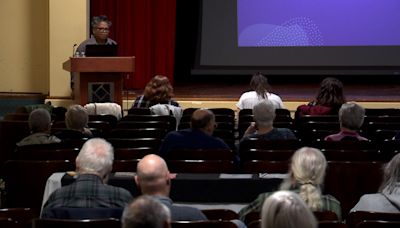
[296,77,346,117]
[351,153,400,212]
[132,75,180,108]
[236,72,284,109]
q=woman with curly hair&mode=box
[296,77,346,117]
[131,75,180,108]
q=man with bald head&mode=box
[135,154,207,221]
[41,138,132,218]
[159,108,230,157]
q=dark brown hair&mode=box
[315,77,345,107]
[250,72,271,99]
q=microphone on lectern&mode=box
[72,44,78,57]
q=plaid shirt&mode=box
[42,174,132,218]
[132,95,180,108]
[238,188,342,221]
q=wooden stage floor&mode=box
[127,75,400,103]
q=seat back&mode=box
[171,220,238,228]
[355,220,400,228]
[32,218,121,228]
[319,221,348,228]
[324,162,384,220]
[0,208,35,228]
[242,160,289,174]
[167,160,235,173]
[201,209,238,220]
[42,207,123,219]
[347,211,400,228]
[3,160,75,216]
[167,148,235,161]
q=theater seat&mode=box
[32,218,120,228]
[42,207,123,219]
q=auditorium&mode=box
[1,0,400,227]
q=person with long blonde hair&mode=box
[239,147,341,221]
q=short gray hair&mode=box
[91,15,112,28]
[261,191,317,228]
[76,138,114,177]
[65,105,89,131]
[122,195,171,228]
[339,102,365,130]
[29,108,51,133]
[253,100,276,127]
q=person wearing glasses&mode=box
[71,15,117,94]
[75,15,117,55]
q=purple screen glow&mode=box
[238,0,400,47]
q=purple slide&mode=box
[238,0,400,47]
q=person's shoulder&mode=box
[240,90,256,98]
[322,194,341,205]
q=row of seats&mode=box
[1,159,383,219]
[1,207,399,228]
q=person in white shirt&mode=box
[236,72,284,110]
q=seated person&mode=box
[158,108,230,158]
[122,195,171,228]
[261,191,317,228]
[16,108,61,146]
[41,138,133,218]
[236,72,284,110]
[296,77,345,117]
[324,102,368,141]
[135,154,207,221]
[240,100,296,142]
[351,153,400,212]
[239,147,341,221]
[54,104,93,140]
[131,75,180,108]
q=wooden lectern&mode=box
[63,57,135,106]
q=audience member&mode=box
[240,100,296,141]
[41,138,132,218]
[122,195,171,228]
[54,104,93,140]
[296,77,345,117]
[236,72,284,109]
[158,108,230,158]
[261,190,318,228]
[131,75,180,108]
[324,102,368,141]
[135,154,207,221]
[239,147,341,221]
[16,108,61,146]
[351,153,400,212]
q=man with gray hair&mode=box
[240,100,296,142]
[325,102,368,141]
[122,195,171,228]
[54,104,93,140]
[16,108,61,146]
[41,138,132,218]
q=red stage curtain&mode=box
[90,0,176,89]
